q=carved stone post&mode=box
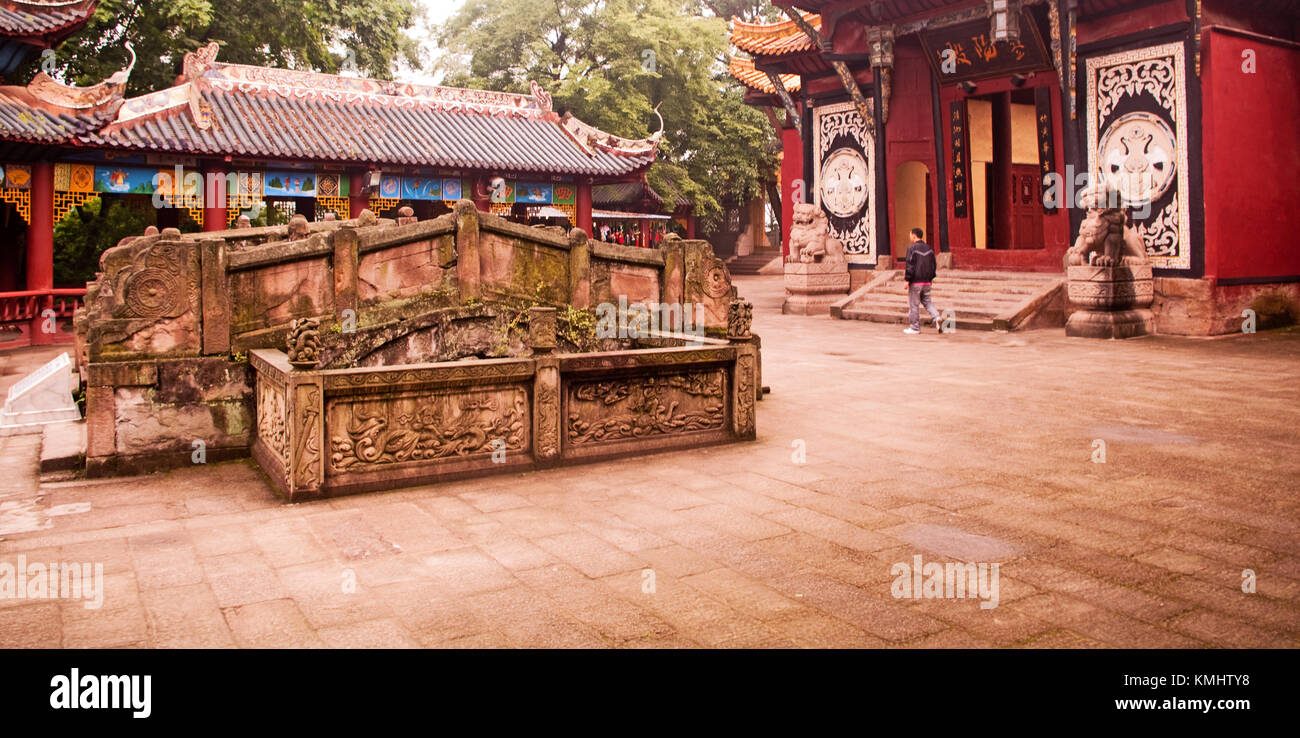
[286,372,324,501]
[533,358,561,465]
[199,238,230,355]
[568,229,591,309]
[331,226,359,326]
[530,306,562,464]
[728,298,762,402]
[681,239,732,335]
[454,199,481,302]
[660,234,685,309]
[731,341,757,440]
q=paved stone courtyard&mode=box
[2,274,1297,648]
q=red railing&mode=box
[0,289,86,323]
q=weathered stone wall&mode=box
[1154,278,1300,336]
[84,359,253,476]
[76,201,744,477]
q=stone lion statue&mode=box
[788,202,846,265]
[1066,184,1148,267]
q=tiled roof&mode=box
[773,1,954,18]
[593,180,688,210]
[0,70,121,143]
[0,88,106,142]
[730,13,819,57]
[77,43,660,177]
[0,0,96,38]
[728,57,800,95]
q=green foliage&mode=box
[489,283,599,354]
[52,196,150,287]
[436,0,778,231]
[38,0,422,96]
[558,304,597,352]
[246,202,288,227]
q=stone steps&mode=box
[835,270,1066,331]
[40,420,85,473]
[727,250,782,276]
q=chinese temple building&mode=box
[731,0,1300,335]
[0,41,663,342]
[591,179,694,248]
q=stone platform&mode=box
[782,262,850,316]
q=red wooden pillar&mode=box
[471,175,491,212]
[686,213,696,239]
[28,161,54,344]
[780,123,802,258]
[576,179,593,237]
[203,163,227,231]
[638,218,650,248]
[348,171,368,220]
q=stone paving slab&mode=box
[0,275,1298,648]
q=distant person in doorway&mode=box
[903,227,942,335]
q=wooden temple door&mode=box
[1011,164,1043,249]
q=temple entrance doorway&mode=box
[893,160,934,265]
[967,90,1045,251]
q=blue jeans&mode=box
[908,283,940,330]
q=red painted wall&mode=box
[1077,0,1188,46]
[1204,0,1300,42]
[1201,28,1300,280]
[883,43,938,268]
[780,122,802,258]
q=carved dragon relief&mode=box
[256,376,289,465]
[329,388,528,471]
[566,370,726,445]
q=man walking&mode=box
[903,228,942,335]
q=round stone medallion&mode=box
[819,147,869,218]
[1098,112,1177,206]
[124,268,185,318]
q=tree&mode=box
[436,0,778,230]
[36,0,422,96]
[53,197,149,287]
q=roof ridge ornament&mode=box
[26,41,133,111]
[183,41,221,81]
[529,80,553,112]
[558,109,662,158]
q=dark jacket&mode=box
[905,241,937,284]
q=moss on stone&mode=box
[1250,292,1299,330]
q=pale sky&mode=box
[396,0,468,84]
